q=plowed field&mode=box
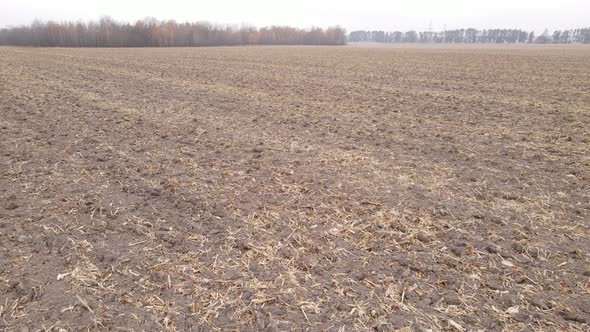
[1,45,589,331]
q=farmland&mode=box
[0,45,589,331]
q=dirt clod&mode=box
[444,292,462,306]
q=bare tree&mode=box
[0,19,346,47]
[347,27,588,44]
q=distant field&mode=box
[1,45,589,331]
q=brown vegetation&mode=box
[0,45,589,331]
[0,17,347,47]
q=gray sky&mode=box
[1,0,588,31]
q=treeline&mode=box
[0,17,347,47]
[349,28,590,44]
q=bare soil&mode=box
[0,45,589,331]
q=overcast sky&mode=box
[1,0,588,32]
